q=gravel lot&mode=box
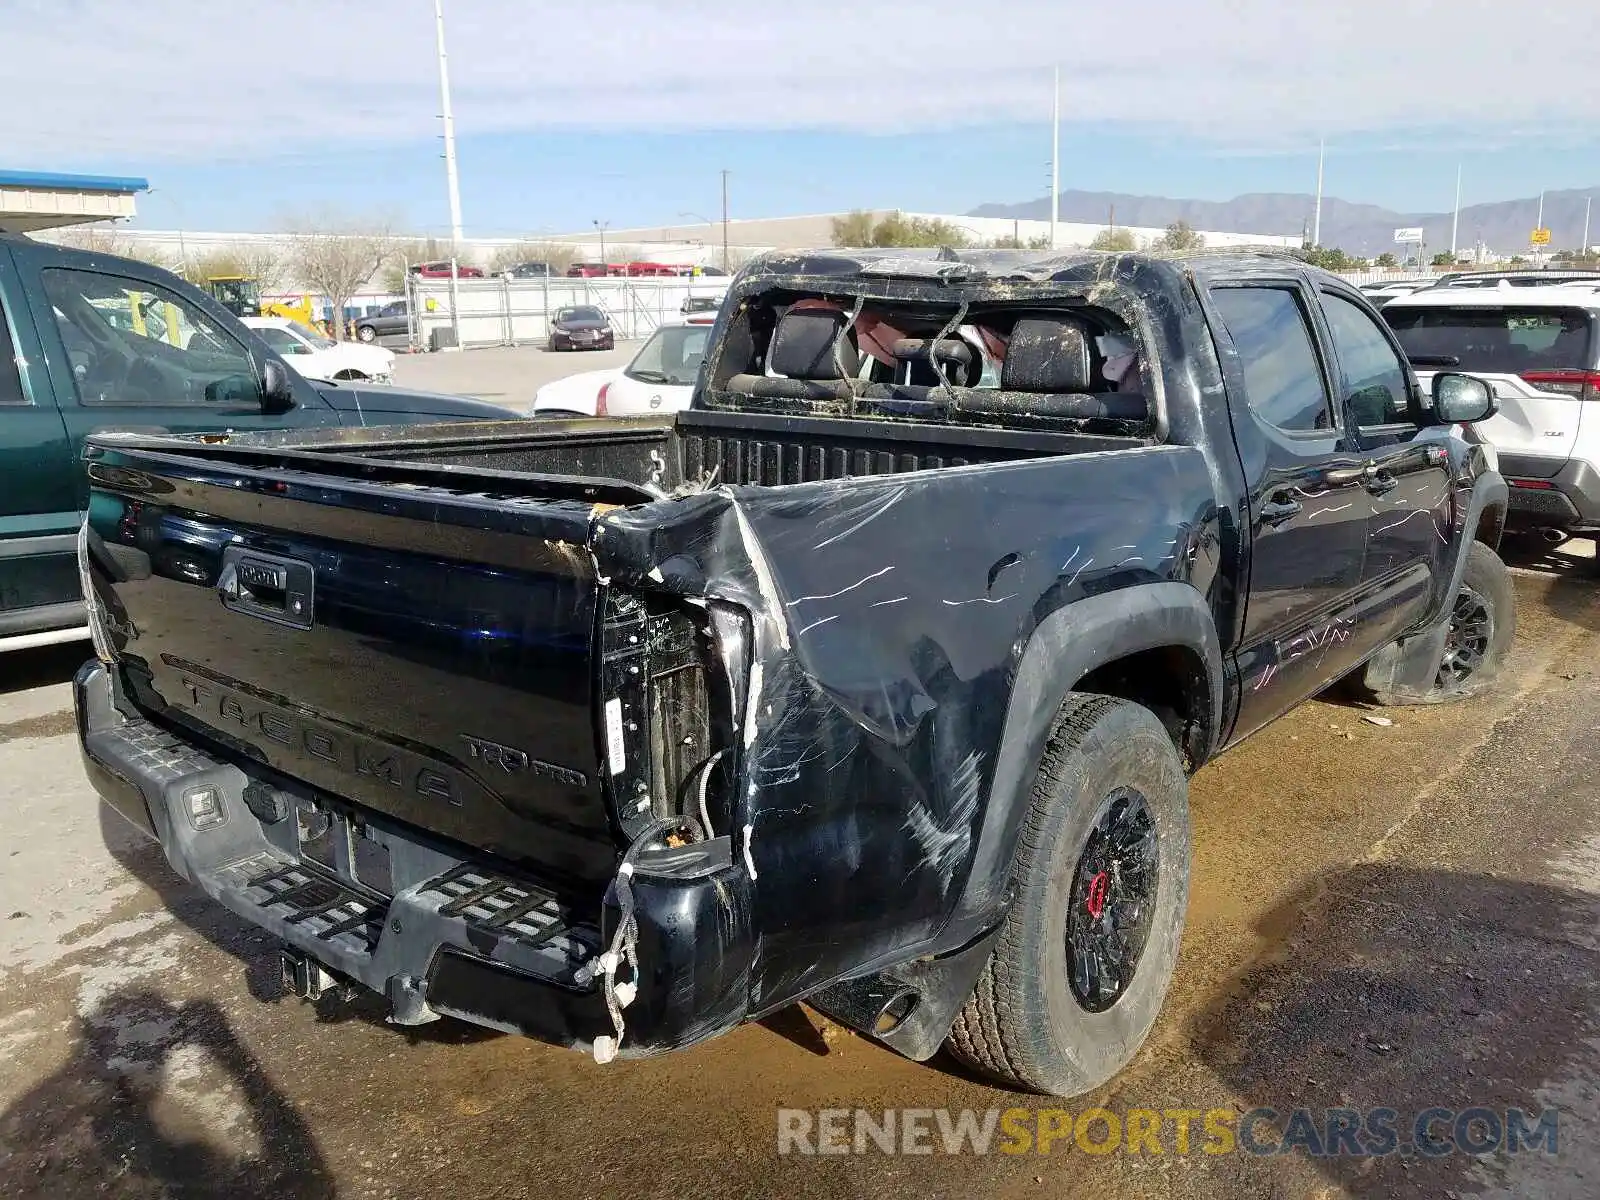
[390,343,640,413]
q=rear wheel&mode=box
[356,325,377,343]
[945,694,1190,1096]
[332,369,367,382]
[1369,540,1515,705]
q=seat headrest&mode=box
[892,336,980,387]
[1001,317,1093,392]
[771,309,860,380]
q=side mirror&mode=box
[1433,372,1497,424]
[261,358,296,414]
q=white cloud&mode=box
[7,0,1599,163]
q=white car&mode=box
[1383,283,1600,547]
[243,316,396,384]
[533,320,713,417]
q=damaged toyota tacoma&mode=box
[75,249,1512,1097]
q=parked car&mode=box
[1359,280,1436,308]
[1384,283,1600,549]
[533,321,712,416]
[1432,269,1600,290]
[242,317,395,384]
[409,261,485,279]
[566,262,610,278]
[548,304,615,351]
[353,300,409,344]
[0,233,523,653]
[501,261,552,279]
[681,295,723,317]
[76,248,1511,1098]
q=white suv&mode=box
[1383,284,1600,548]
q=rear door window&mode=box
[1384,306,1595,373]
[1209,286,1334,433]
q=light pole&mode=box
[1584,196,1593,258]
[720,169,730,272]
[593,220,610,266]
[148,189,191,279]
[433,0,464,348]
[1312,138,1324,249]
[1049,66,1060,250]
[1450,163,1461,261]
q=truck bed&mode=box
[171,408,1150,496]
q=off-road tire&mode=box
[1369,540,1515,705]
[945,693,1191,1096]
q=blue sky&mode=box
[7,0,1599,235]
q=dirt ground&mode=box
[1,546,1596,1199]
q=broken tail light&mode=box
[1519,370,1600,400]
[598,590,742,842]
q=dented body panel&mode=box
[75,249,1504,1063]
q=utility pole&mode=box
[720,169,730,272]
[1449,163,1461,260]
[1536,190,1546,266]
[1049,65,1060,250]
[594,220,609,265]
[433,0,464,349]
[1312,138,1324,248]
[1584,196,1593,256]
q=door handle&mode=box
[1260,493,1302,527]
[1361,463,1399,495]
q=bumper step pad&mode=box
[220,853,389,954]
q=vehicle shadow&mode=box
[99,806,498,1047]
[0,642,87,696]
[0,990,335,1199]
[1190,862,1599,1197]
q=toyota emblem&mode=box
[649,394,663,409]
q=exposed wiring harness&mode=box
[591,812,705,1065]
[694,748,730,840]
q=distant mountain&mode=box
[969,187,1600,258]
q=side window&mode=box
[1321,293,1412,429]
[1209,286,1333,433]
[0,297,25,405]
[254,326,307,356]
[41,268,262,407]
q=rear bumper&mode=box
[1499,453,1600,531]
[75,661,754,1055]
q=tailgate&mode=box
[85,445,620,887]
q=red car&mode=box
[409,261,486,279]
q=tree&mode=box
[47,224,174,270]
[988,233,1054,250]
[830,210,878,246]
[1089,228,1137,252]
[1431,251,1456,267]
[282,216,396,340]
[1374,252,1398,268]
[488,240,579,276]
[830,210,971,248]
[179,244,288,293]
[1153,221,1205,253]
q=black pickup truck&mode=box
[75,249,1511,1097]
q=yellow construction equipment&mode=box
[203,276,316,326]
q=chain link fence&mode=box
[407,276,729,351]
